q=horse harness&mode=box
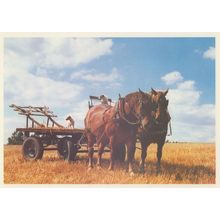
[101,96,172,136]
[114,97,143,126]
[149,99,172,136]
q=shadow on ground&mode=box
[43,154,215,183]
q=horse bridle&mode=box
[149,96,172,135]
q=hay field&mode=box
[4,143,215,184]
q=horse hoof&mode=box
[97,165,102,170]
[156,168,161,175]
[108,167,114,171]
[87,167,93,172]
[129,171,135,177]
[140,167,145,173]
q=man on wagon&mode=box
[100,94,109,105]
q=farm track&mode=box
[4,143,215,184]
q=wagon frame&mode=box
[10,102,125,162]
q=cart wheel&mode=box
[113,144,126,162]
[22,137,44,160]
[57,138,78,161]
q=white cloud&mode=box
[203,46,215,60]
[169,81,201,105]
[4,69,84,143]
[177,80,195,90]
[4,37,115,108]
[42,38,113,68]
[4,40,84,143]
[162,72,215,142]
[161,71,183,85]
[71,68,120,83]
[170,121,214,143]
[4,37,116,143]
[5,38,113,70]
[4,70,83,108]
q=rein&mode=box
[149,93,172,136]
[167,121,172,136]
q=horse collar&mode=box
[117,97,140,125]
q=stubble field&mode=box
[4,143,215,184]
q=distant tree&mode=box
[7,130,23,145]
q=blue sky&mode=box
[4,37,215,143]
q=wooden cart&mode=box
[10,102,125,162]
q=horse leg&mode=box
[126,139,136,176]
[87,134,95,171]
[139,140,147,173]
[97,142,105,169]
[156,142,164,173]
[108,137,116,171]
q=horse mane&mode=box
[150,90,164,98]
[125,92,139,103]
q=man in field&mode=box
[100,95,109,105]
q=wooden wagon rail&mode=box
[10,104,64,128]
[16,127,85,135]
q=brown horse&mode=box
[139,88,171,173]
[84,89,154,175]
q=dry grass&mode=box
[4,143,215,184]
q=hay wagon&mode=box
[10,97,126,162]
